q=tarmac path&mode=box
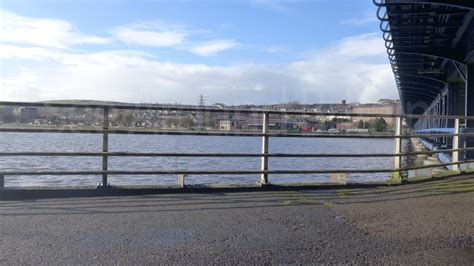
[0,175,473,264]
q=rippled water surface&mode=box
[0,133,398,187]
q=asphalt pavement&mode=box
[0,175,473,264]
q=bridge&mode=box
[374,0,474,160]
[0,1,473,264]
[0,1,473,189]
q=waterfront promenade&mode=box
[1,175,472,264]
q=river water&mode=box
[0,133,399,187]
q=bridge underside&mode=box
[375,0,474,157]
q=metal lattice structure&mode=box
[374,0,474,128]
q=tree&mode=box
[117,111,134,127]
[368,118,388,132]
[179,116,195,128]
[320,120,336,130]
[356,120,365,129]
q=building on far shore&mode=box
[215,115,248,131]
[245,118,298,131]
[336,122,356,130]
[351,99,401,127]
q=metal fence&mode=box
[0,101,474,188]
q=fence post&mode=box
[178,174,186,188]
[0,175,4,188]
[391,116,402,182]
[260,113,269,185]
[102,107,109,187]
[452,118,460,172]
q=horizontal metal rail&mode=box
[1,100,474,120]
[1,127,474,139]
[1,158,473,176]
[1,101,473,187]
[1,147,474,158]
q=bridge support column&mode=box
[465,64,474,159]
[447,83,462,127]
[446,83,463,152]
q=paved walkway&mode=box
[0,175,473,264]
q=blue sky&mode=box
[0,0,397,104]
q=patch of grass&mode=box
[407,175,432,182]
[322,201,335,207]
[457,186,474,192]
[432,170,459,178]
[280,192,325,205]
[386,178,402,185]
[299,199,322,204]
[427,180,474,192]
[295,194,308,200]
[432,184,474,191]
[336,189,348,198]
[277,191,300,195]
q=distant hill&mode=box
[40,99,126,105]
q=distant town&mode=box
[0,99,401,133]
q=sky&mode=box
[0,0,397,105]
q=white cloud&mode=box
[113,22,238,56]
[309,33,387,59]
[0,44,150,67]
[190,39,239,56]
[251,0,292,14]
[114,26,188,47]
[0,44,64,61]
[340,14,377,26]
[0,9,110,48]
[265,45,285,53]
[0,10,397,104]
[1,32,397,104]
[288,32,395,103]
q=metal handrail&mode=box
[1,147,474,158]
[0,101,473,188]
[1,158,474,176]
[1,127,474,139]
[1,100,474,120]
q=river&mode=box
[0,133,401,187]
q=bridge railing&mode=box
[0,101,474,188]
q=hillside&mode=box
[40,100,126,105]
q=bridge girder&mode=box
[373,0,474,10]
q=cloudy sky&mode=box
[0,0,397,105]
